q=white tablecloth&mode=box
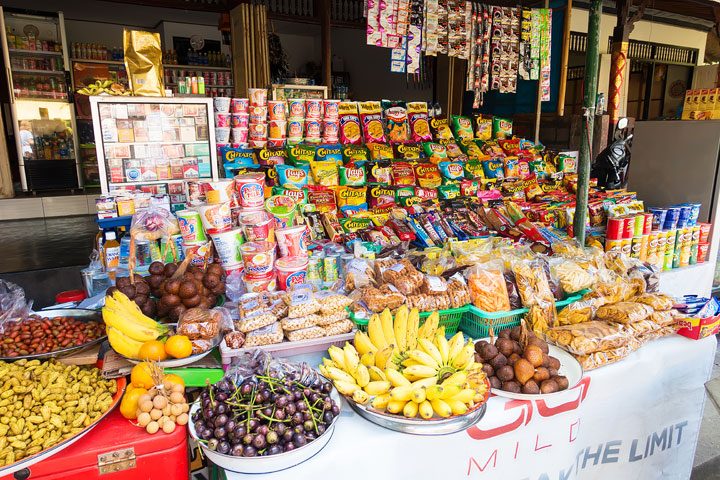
[222,335,716,480]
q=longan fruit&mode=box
[162,421,176,433]
[146,421,159,434]
[137,412,151,427]
[150,409,162,420]
[176,413,189,425]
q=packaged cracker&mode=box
[430,116,454,141]
[339,101,362,145]
[492,116,513,139]
[342,144,370,164]
[359,101,387,143]
[422,142,448,164]
[367,184,396,208]
[275,164,310,188]
[315,143,343,163]
[243,322,284,347]
[545,320,632,355]
[272,186,308,206]
[382,100,411,144]
[367,160,393,184]
[316,291,354,314]
[280,314,320,332]
[451,115,474,141]
[414,162,442,189]
[322,318,354,336]
[286,288,321,318]
[407,101,432,142]
[310,159,339,187]
[482,158,505,180]
[394,143,424,160]
[235,310,278,333]
[367,142,394,160]
[339,164,367,186]
[550,258,595,294]
[336,186,368,215]
[307,185,337,213]
[475,116,493,141]
[287,144,317,166]
[315,309,350,326]
[391,162,416,186]
[438,160,465,183]
[286,326,327,342]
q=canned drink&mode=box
[323,253,339,283]
[633,215,644,238]
[606,217,624,240]
[605,238,623,252]
[648,207,667,231]
[620,238,632,256]
[663,207,680,231]
[621,217,634,240]
[306,254,323,287]
[642,213,653,235]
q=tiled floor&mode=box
[0,215,99,273]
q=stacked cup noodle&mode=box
[287,98,305,146]
[229,98,249,145]
[213,96,232,146]
[323,100,340,143]
[267,99,287,148]
[248,88,268,149]
[304,98,323,144]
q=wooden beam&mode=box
[320,0,332,89]
[0,111,14,198]
[557,0,572,116]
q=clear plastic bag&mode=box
[225,349,324,388]
[633,293,674,312]
[574,338,641,370]
[322,318,354,336]
[0,280,32,333]
[130,206,180,241]
[545,320,633,355]
[504,272,522,310]
[285,326,326,342]
[177,307,220,340]
[225,269,245,302]
[466,262,510,312]
[549,257,595,295]
[244,322,284,347]
[316,291,353,315]
[512,258,555,307]
[280,314,320,332]
[235,310,277,333]
[557,300,596,326]
[286,288,321,318]
[527,301,557,335]
[595,302,654,324]
[315,309,350,327]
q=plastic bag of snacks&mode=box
[512,258,555,307]
[549,257,595,295]
[315,309,350,327]
[360,285,406,313]
[235,310,278,333]
[244,322,284,347]
[574,338,642,370]
[322,319,354,336]
[544,320,633,355]
[379,258,424,295]
[465,262,510,312]
[595,302,654,325]
[527,301,557,335]
[316,291,354,315]
[633,293,674,311]
[557,300,596,326]
[286,287,321,318]
[286,326,326,342]
[177,307,220,340]
[280,314,319,332]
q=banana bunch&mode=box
[102,291,168,359]
[77,79,130,96]
[320,307,488,419]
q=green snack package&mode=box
[342,144,370,164]
[394,186,415,203]
[438,184,461,200]
[272,186,308,205]
[287,144,317,166]
[451,115,474,141]
[464,160,486,180]
[492,117,513,140]
[339,164,367,186]
[339,216,373,233]
[459,138,484,159]
[422,142,448,164]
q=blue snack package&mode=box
[219,145,257,177]
[481,158,505,180]
[315,143,343,164]
[275,164,310,188]
[438,160,465,183]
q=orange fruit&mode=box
[138,340,168,361]
[120,387,148,420]
[164,335,193,359]
[130,362,155,389]
[163,373,185,388]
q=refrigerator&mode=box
[0,8,81,191]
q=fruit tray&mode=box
[350,306,467,337]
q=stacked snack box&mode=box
[681,88,720,121]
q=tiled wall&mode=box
[0,195,97,221]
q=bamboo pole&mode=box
[557,0,572,116]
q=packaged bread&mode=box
[595,302,654,324]
[322,318,354,336]
[574,338,641,370]
[235,310,277,333]
[633,293,674,312]
[316,309,350,327]
[467,264,510,312]
[280,314,320,332]
[244,322,284,347]
[557,300,595,326]
[361,285,405,312]
[286,326,326,342]
[381,259,424,295]
[545,320,632,355]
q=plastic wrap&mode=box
[574,338,641,370]
[549,257,595,295]
[512,258,555,307]
[466,262,510,312]
[545,320,633,355]
[633,293,674,311]
[360,285,405,312]
[244,322,284,347]
[315,309,350,326]
[286,326,326,342]
[0,280,32,332]
[280,314,320,332]
[235,310,278,333]
[226,349,323,388]
[225,269,245,302]
[381,259,424,295]
[557,300,595,326]
[322,318,354,336]
[130,206,180,241]
[177,307,220,340]
[624,319,661,336]
[286,288,321,318]
[595,302,654,324]
[504,272,522,310]
[649,309,679,327]
[224,331,246,349]
[316,292,354,315]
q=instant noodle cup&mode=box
[241,240,276,276]
[232,127,248,144]
[275,255,309,290]
[265,194,298,228]
[234,172,266,209]
[267,138,286,148]
[323,118,339,143]
[248,88,267,107]
[213,96,231,113]
[215,127,230,144]
[204,179,237,206]
[230,98,249,113]
[249,123,268,140]
[249,106,268,124]
[240,209,275,242]
[268,100,287,121]
[305,119,322,142]
[275,224,310,257]
[305,99,323,119]
[288,118,304,140]
[288,99,305,118]
[269,120,287,139]
[195,202,233,234]
[243,271,277,293]
[215,112,230,128]
[324,99,340,119]
[210,227,245,268]
[248,139,267,149]
[182,241,214,266]
[176,209,208,243]
[231,113,249,128]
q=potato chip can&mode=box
[691,225,700,245]
[680,244,691,267]
[632,215,644,238]
[646,233,658,265]
[643,213,653,235]
[605,238,623,252]
[639,235,649,261]
[676,205,691,229]
[606,217,624,240]
[620,238,632,256]
[688,203,701,226]
[698,242,710,262]
[663,207,680,231]
[621,216,634,239]
[630,236,642,258]
[655,233,667,269]
[664,231,677,270]
[699,223,711,243]
[690,242,699,264]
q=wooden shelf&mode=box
[71,58,124,66]
[9,48,62,57]
[163,64,231,71]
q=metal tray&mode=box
[0,308,106,362]
[188,388,340,473]
[121,332,221,368]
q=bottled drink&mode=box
[103,231,121,270]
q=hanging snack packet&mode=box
[504,156,520,179]
[338,102,362,145]
[310,160,339,187]
[272,186,308,206]
[358,101,387,144]
[451,115,474,141]
[444,142,465,160]
[336,186,368,215]
[407,101,432,142]
[394,143,424,160]
[275,164,310,188]
[339,164,367,186]
[367,142,394,160]
[367,184,396,208]
[430,116,454,142]
[422,142,448,164]
[307,185,337,213]
[287,144,317,166]
[439,160,466,183]
[482,158,505,180]
[464,160,486,180]
[492,117,513,139]
[475,117,493,141]
[414,162,442,188]
[391,162,416,186]
[382,100,410,144]
[342,144,370,164]
[315,144,343,164]
[367,160,393,184]
[499,138,521,155]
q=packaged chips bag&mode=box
[414,162,442,188]
[336,186,368,215]
[391,162,416,186]
[358,101,387,144]
[407,101,432,143]
[367,184,396,208]
[276,164,310,188]
[315,144,342,164]
[475,116,493,141]
[342,144,369,164]
[394,143,424,160]
[367,160,393,184]
[482,158,505,181]
[382,100,410,144]
[339,102,362,145]
[339,164,367,186]
[439,160,465,183]
[307,186,337,213]
[422,142,448,164]
[366,142,394,160]
[430,116,454,142]
[451,115,474,142]
[123,30,164,96]
[492,117,513,139]
[288,144,317,166]
[309,160,339,187]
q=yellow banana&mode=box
[450,389,477,404]
[111,291,164,331]
[401,358,421,368]
[442,371,468,388]
[363,381,391,396]
[352,389,370,405]
[367,314,388,350]
[407,349,439,369]
[452,341,476,369]
[402,365,437,381]
[418,311,439,339]
[447,332,465,361]
[386,368,411,387]
[436,326,446,339]
[368,366,386,382]
[374,346,394,370]
[353,364,370,388]
[418,339,443,366]
[446,399,468,416]
[426,385,444,401]
[411,386,427,403]
[380,308,396,346]
[411,377,438,389]
[431,399,453,418]
[406,308,420,350]
[403,400,419,418]
[360,352,375,367]
[321,358,335,367]
[390,385,413,402]
[371,394,391,410]
[327,346,347,371]
[419,400,434,419]
[326,367,356,385]
[102,307,161,342]
[387,400,407,415]
[343,343,360,373]
[334,380,361,396]
[393,305,408,351]
[354,331,378,355]
[440,385,462,400]
[106,327,143,359]
[435,333,450,365]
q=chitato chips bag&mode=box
[358,101,387,143]
[339,101,362,144]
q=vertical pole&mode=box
[557,0,572,116]
[320,0,332,89]
[534,0,550,143]
[608,0,630,126]
[574,0,602,245]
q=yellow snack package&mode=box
[123,29,165,96]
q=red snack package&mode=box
[359,101,387,144]
[407,101,432,143]
[338,102,362,145]
[391,162,416,186]
[367,184,396,208]
[307,185,337,213]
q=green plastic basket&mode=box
[350,306,468,337]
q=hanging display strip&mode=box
[539,8,552,101]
